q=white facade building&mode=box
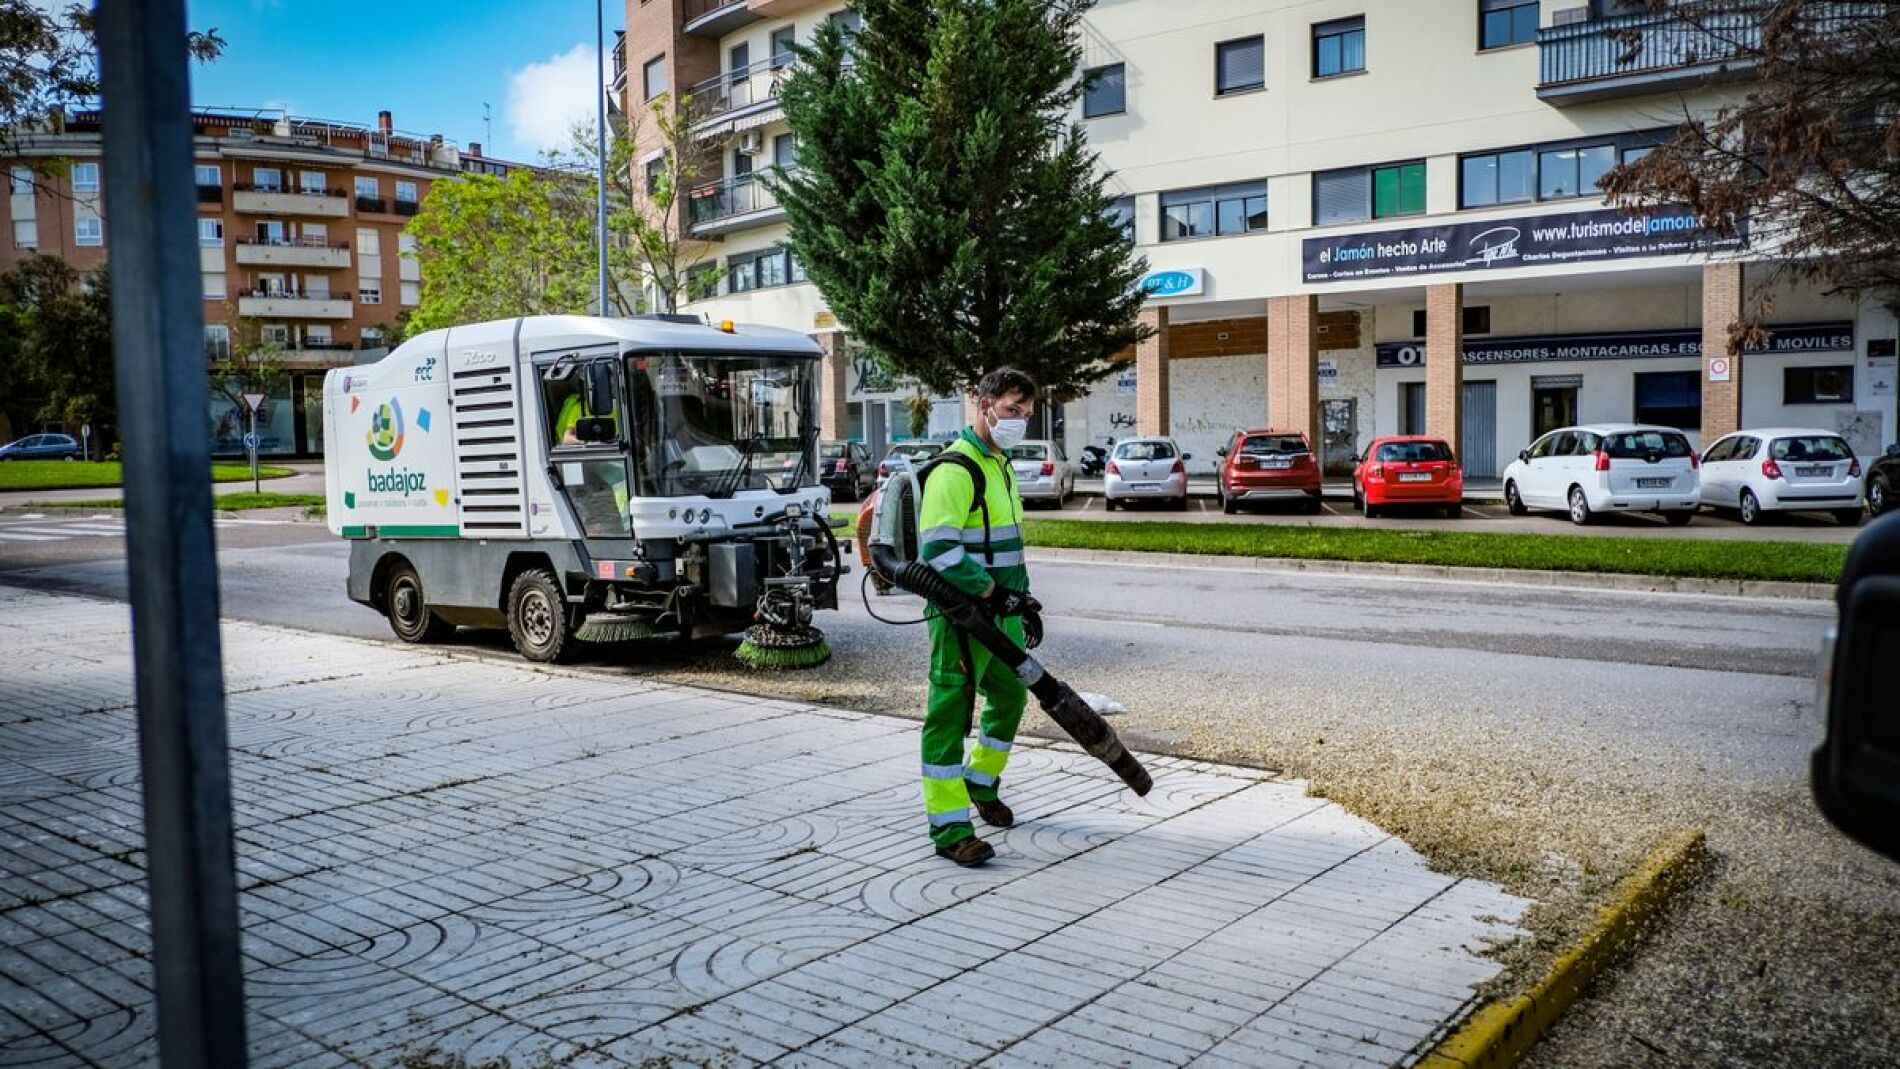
[622,0,1899,474]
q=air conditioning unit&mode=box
[737,131,764,156]
[1552,6,1590,25]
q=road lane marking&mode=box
[0,531,63,541]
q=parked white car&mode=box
[1699,428,1864,526]
[1008,440,1076,508]
[1104,437,1190,510]
[1501,423,1700,526]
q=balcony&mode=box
[232,184,350,217]
[690,57,794,136]
[612,31,628,92]
[688,171,786,235]
[234,237,351,269]
[1537,3,1876,105]
[748,0,831,14]
[393,199,419,217]
[237,291,354,319]
[683,0,762,37]
[196,184,223,205]
[355,195,389,215]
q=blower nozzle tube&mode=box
[871,546,1152,797]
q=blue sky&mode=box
[183,0,621,165]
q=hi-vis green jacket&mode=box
[918,427,1029,599]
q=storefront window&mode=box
[208,377,294,456]
[1632,371,1702,430]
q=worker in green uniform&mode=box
[552,383,630,529]
[917,367,1039,866]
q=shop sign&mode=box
[1317,360,1339,385]
[1304,204,1748,284]
[1115,368,1138,395]
[1376,321,1854,369]
[1139,267,1204,297]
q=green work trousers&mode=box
[921,611,1028,849]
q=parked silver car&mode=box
[1104,437,1190,510]
[1008,440,1076,508]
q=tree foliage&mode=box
[208,302,289,414]
[776,0,1150,400]
[0,255,115,447]
[1604,0,1900,328]
[405,167,600,333]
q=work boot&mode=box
[935,836,995,867]
[974,797,1014,829]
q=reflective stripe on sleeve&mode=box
[927,546,969,572]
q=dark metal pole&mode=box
[596,0,611,316]
[97,1,249,1066]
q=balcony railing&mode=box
[612,31,628,88]
[684,0,761,35]
[196,184,223,204]
[356,195,387,214]
[393,199,419,217]
[232,182,347,198]
[237,236,348,250]
[240,289,353,302]
[690,55,795,122]
[1537,2,1875,105]
[688,171,786,231]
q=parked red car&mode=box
[1352,436,1464,518]
[1216,429,1323,514]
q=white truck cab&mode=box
[324,314,842,662]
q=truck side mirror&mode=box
[587,362,616,418]
[575,417,615,444]
[1886,443,1900,459]
[1813,516,1900,863]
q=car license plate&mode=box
[1131,482,1159,491]
[1398,472,1431,483]
[1637,477,1670,489]
[1795,465,1830,477]
[1263,459,1291,470]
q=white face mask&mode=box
[987,412,1029,450]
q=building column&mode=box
[815,331,849,441]
[1701,262,1744,442]
[1136,306,1170,436]
[962,391,983,430]
[1267,295,1320,448]
[1425,283,1464,450]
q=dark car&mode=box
[0,433,82,461]
[820,440,876,502]
[1866,443,1900,518]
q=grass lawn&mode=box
[0,461,295,492]
[33,492,325,513]
[1019,518,1847,585]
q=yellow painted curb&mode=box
[1416,828,1709,1069]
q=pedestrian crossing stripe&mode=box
[0,516,296,543]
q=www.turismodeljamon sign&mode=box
[1302,204,1747,284]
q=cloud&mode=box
[505,43,603,155]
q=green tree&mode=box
[405,167,598,332]
[775,0,1150,399]
[208,305,288,426]
[0,254,115,449]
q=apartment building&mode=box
[2,108,529,458]
[623,0,1899,472]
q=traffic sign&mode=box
[242,392,266,413]
[242,431,258,451]
[1708,357,1732,383]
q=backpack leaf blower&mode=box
[866,463,1152,797]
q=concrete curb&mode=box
[1415,829,1710,1069]
[1024,546,1836,601]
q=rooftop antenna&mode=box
[482,102,491,149]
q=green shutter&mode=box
[1375,163,1427,218]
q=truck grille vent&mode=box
[451,364,527,534]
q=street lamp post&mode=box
[596,0,612,317]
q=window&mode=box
[1460,149,1534,207]
[773,133,797,171]
[400,281,420,306]
[305,276,332,299]
[258,324,289,347]
[355,176,379,199]
[828,10,863,41]
[194,164,220,188]
[395,180,419,204]
[1622,145,1656,165]
[253,167,282,191]
[1538,143,1615,200]
[359,281,382,305]
[299,171,326,194]
[1632,371,1702,429]
[729,42,750,86]
[1376,440,1452,463]
[1313,16,1366,78]
[362,327,386,347]
[12,219,34,248]
[645,154,667,195]
[204,325,231,360]
[305,325,333,346]
[1400,382,1427,436]
[74,215,103,246]
[727,247,800,293]
[1785,365,1855,405]
[1161,180,1266,241]
[1701,436,1738,464]
[770,26,797,68]
[1769,435,1853,462]
[1605,429,1693,459]
[356,228,381,256]
[1105,196,1136,242]
[1410,306,1491,336]
[1083,63,1126,118]
[256,221,286,243]
[398,232,417,257]
[203,271,225,300]
[1372,161,1426,218]
[644,55,667,101]
[1215,37,1265,96]
[199,219,224,247]
[685,263,719,301]
[1480,0,1539,50]
[302,222,328,244]
[789,251,807,283]
[1113,440,1177,461]
[10,166,32,195]
[71,162,100,193]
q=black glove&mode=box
[1022,595,1044,649]
[984,586,1031,618]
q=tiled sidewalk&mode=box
[0,587,1528,1068]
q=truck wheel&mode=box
[507,568,576,663]
[386,563,455,644]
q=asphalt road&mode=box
[2,516,1891,1065]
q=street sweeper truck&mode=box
[324,314,843,664]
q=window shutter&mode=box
[1218,37,1265,93]
[1314,169,1370,226]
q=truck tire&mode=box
[385,563,455,644]
[507,568,577,664]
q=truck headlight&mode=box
[784,503,804,519]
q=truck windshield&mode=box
[626,351,818,498]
